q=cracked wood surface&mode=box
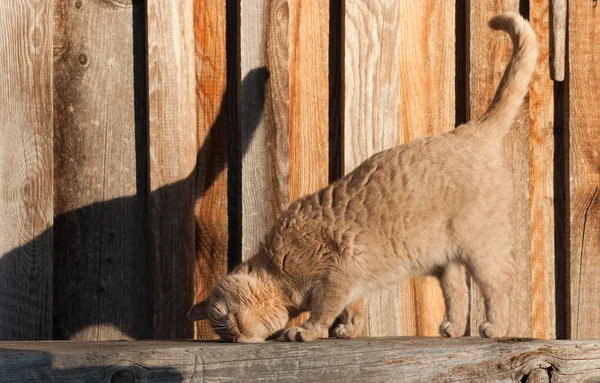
[566,0,600,339]
[1,338,600,382]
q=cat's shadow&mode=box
[0,348,185,381]
[0,65,268,340]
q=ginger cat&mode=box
[188,12,538,343]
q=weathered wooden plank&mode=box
[2,338,600,382]
[53,0,150,340]
[147,0,197,339]
[263,0,330,330]
[290,0,329,330]
[467,0,531,337]
[0,0,53,341]
[566,0,600,339]
[549,0,566,81]
[240,0,274,261]
[288,0,328,202]
[193,0,229,340]
[344,0,402,337]
[530,0,556,340]
[397,0,455,336]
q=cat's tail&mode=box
[476,12,538,138]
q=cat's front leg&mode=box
[281,283,350,342]
[330,299,364,339]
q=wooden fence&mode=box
[0,0,597,342]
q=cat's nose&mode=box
[228,333,239,343]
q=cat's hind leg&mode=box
[330,299,364,339]
[467,238,514,338]
[438,263,468,337]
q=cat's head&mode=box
[187,270,290,343]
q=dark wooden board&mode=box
[53,0,150,340]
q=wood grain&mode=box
[288,0,329,330]
[397,0,455,336]
[467,0,531,337]
[53,0,150,340]
[264,0,330,330]
[566,0,600,339]
[240,0,274,261]
[288,0,329,202]
[549,0,566,81]
[530,0,556,339]
[147,0,197,339]
[344,0,402,337]
[193,0,229,340]
[0,0,53,341]
[2,338,600,382]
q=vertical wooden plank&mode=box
[241,0,275,261]
[344,0,402,336]
[193,0,229,339]
[147,0,197,339]
[53,0,150,340]
[288,0,329,200]
[286,0,330,330]
[263,0,329,330]
[0,0,53,341]
[566,0,600,339]
[397,0,455,337]
[530,0,556,339]
[467,0,531,337]
[549,0,566,81]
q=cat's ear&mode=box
[187,300,209,321]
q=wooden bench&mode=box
[1,337,599,382]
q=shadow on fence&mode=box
[0,68,268,341]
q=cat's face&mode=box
[188,273,290,343]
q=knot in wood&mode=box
[78,53,89,66]
[74,0,83,9]
[111,369,135,383]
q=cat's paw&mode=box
[280,326,318,342]
[479,321,508,338]
[332,323,361,339]
[439,320,466,338]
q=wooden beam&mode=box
[1,338,600,382]
[467,0,531,337]
[344,0,402,337]
[193,0,229,339]
[0,0,54,340]
[566,0,600,339]
[53,0,150,340]
[147,0,197,339]
[530,0,556,339]
[397,0,455,337]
